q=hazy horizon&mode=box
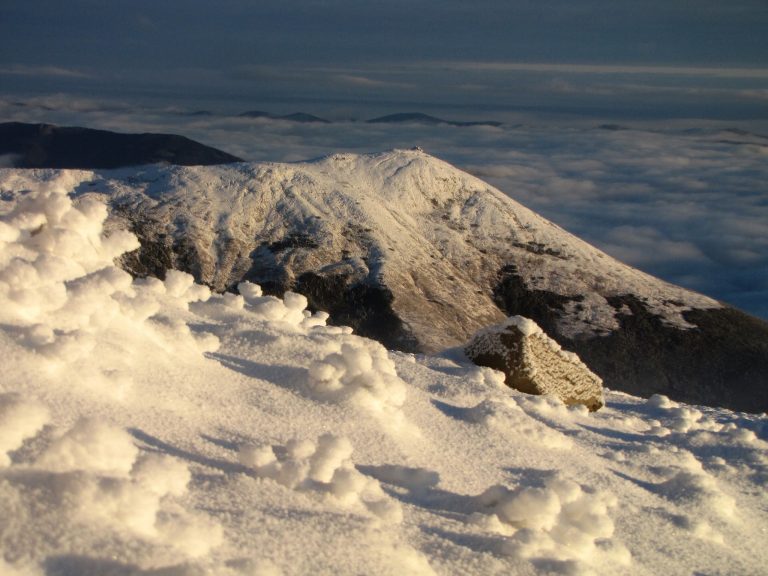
[2,0,767,123]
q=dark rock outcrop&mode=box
[0,122,242,169]
[492,272,768,412]
[295,271,421,353]
[565,297,768,412]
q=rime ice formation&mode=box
[0,170,767,575]
[465,316,605,411]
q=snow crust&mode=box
[0,173,766,575]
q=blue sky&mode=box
[1,0,767,119]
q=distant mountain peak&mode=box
[0,122,242,169]
[280,112,331,123]
[367,113,502,127]
[238,110,272,118]
[237,111,331,123]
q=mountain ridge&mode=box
[0,122,243,168]
[366,113,502,127]
[234,110,501,126]
[7,148,759,411]
[238,111,331,123]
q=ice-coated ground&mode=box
[1,174,767,575]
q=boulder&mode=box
[465,316,604,411]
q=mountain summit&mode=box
[8,149,766,411]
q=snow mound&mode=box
[466,398,573,450]
[2,416,220,564]
[475,475,630,571]
[0,394,49,467]
[239,433,402,523]
[0,176,221,402]
[36,417,138,475]
[307,337,409,430]
[238,281,321,327]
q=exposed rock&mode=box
[465,317,605,411]
[563,296,768,412]
[493,272,768,411]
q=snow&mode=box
[0,150,721,354]
[0,173,767,575]
[307,338,409,430]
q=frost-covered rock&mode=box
[465,316,604,411]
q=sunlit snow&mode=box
[0,172,766,575]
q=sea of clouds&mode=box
[3,95,767,319]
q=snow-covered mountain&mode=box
[9,149,759,411]
[1,171,767,575]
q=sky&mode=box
[1,0,767,119]
[0,1,767,319]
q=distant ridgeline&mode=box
[236,111,502,126]
[0,122,243,169]
[3,124,766,413]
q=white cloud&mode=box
[427,61,768,79]
[599,226,709,266]
[0,65,92,79]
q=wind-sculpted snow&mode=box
[474,475,630,570]
[0,394,49,467]
[307,338,410,432]
[238,434,403,523]
[1,173,768,574]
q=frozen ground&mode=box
[1,173,767,575]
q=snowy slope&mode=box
[89,149,719,344]
[3,150,765,412]
[1,166,767,575]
